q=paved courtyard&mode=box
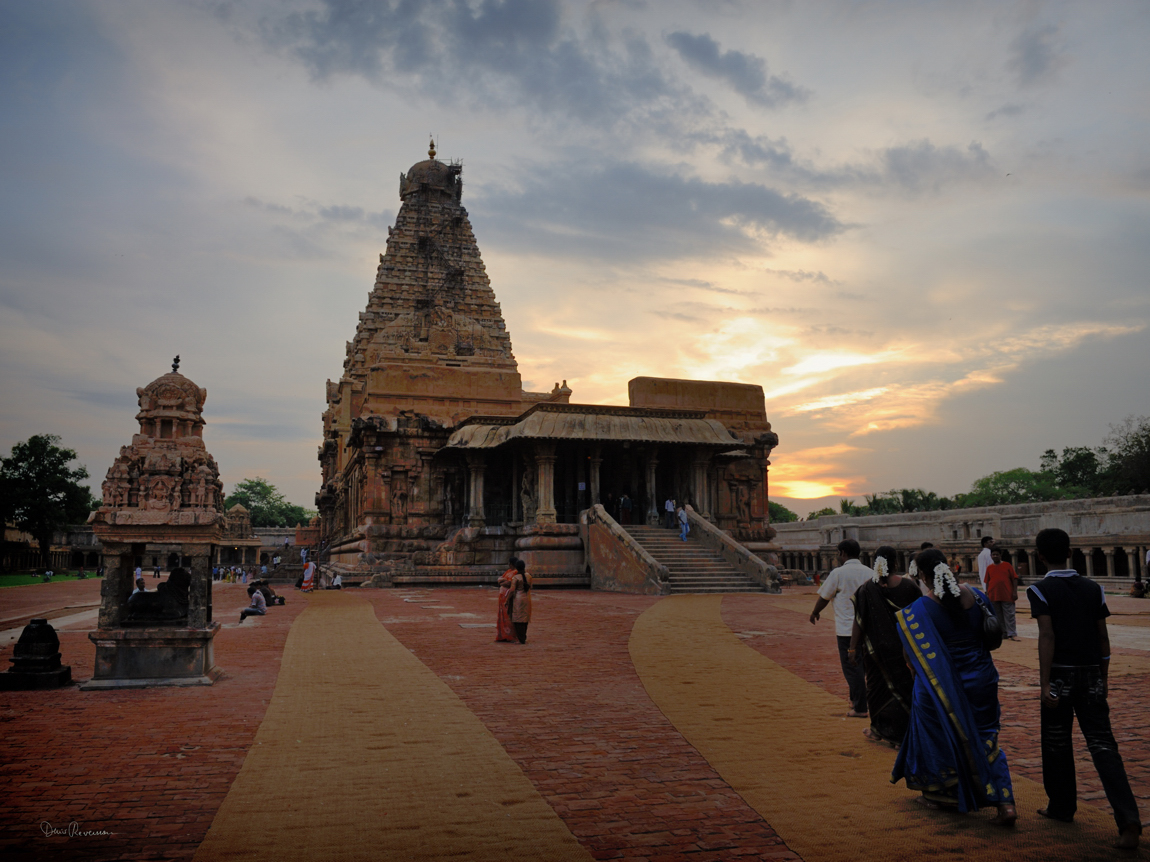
[0,580,1146,861]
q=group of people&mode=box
[810,531,1141,849]
[495,556,533,644]
[239,578,286,622]
[296,560,342,592]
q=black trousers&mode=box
[837,635,867,714]
[1041,665,1141,832]
[514,622,529,644]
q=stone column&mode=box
[644,450,659,525]
[97,542,134,629]
[1126,547,1137,579]
[588,445,602,508]
[186,544,213,628]
[1104,548,1116,579]
[691,452,712,519]
[1084,548,1095,578]
[534,444,557,525]
[1026,550,1037,581]
[466,453,486,529]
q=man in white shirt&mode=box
[809,539,874,717]
[977,536,995,588]
[664,497,676,529]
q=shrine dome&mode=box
[134,357,208,439]
[400,138,461,201]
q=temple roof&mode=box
[444,403,746,450]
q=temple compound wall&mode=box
[773,494,1150,584]
[316,144,779,586]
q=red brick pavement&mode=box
[366,587,801,862]
[0,582,303,862]
[0,579,104,628]
[721,589,1150,826]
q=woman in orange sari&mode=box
[495,556,518,642]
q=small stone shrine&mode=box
[0,619,72,690]
[83,357,224,689]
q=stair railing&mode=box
[684,506,781,593]
[582,505,671,596]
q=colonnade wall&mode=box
[773,494,1150,583]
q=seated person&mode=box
[256,579,285,606]
[125,567,191,623]
[131,577,147,595]
[239,585,267,623]
[326,573,343,590]
[1131,580,1147,599]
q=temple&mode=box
[317,142,780,591]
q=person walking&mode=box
[677,505,690,542]
[977,535,995,589]
[495,556,518,643]
[1029,528,1141,850]
[848,545,921,746]
[984,549,1019,640]
[664,497,676,529]
[809,539,872,718]
[507,559,532,644]
[892,549,1016,825]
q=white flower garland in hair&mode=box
[932,562,961,599]
[872,556,888,583]
[907,560,918,578]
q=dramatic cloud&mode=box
[472,159,842,261]
[665,31,808,107]
[1007,23,1069,86]
[262,0,696,130]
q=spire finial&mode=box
[172,355,180,373]
[428,136,436,160]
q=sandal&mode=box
[992,805,1017,827]
[863,727,895,747]
[846,710,869,718]
[1037,808,1074,823]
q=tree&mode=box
[223,477,314,528]
[0,435,96,567]
[955,467,1071,508]
[767,501,798,523]
[807,506,838,519]
[1104,415,1150,494]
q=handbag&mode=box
[972,591,1003,651]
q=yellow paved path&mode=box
[193,591,591,862]
[630,595,1141,862]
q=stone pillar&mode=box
[644,450,659,525]
[534,444,557,525]
[186,544,213,628]
[691,453,712,519]
[1026,550,1037,581]
[1084,548,1095,578]
[588,446,602,508]
[1104,548,1116,579]
[1124,547,1136,579]
[466,453,486,528]
[97,543,134,629]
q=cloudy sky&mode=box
[2,0,1148,517]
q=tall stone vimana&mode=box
[317,141,780,591]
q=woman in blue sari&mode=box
[892,548,1017,825]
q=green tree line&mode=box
[801,414,1150,520]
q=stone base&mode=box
[82,622,220,691]
[0,666,73,691]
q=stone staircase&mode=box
[622,525,765,593]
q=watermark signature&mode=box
[40,821,114,839]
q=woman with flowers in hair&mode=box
[891,548,1017,825]
[848,545,922,747]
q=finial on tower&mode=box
[428,136,436,160]
[172,355,180,373]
